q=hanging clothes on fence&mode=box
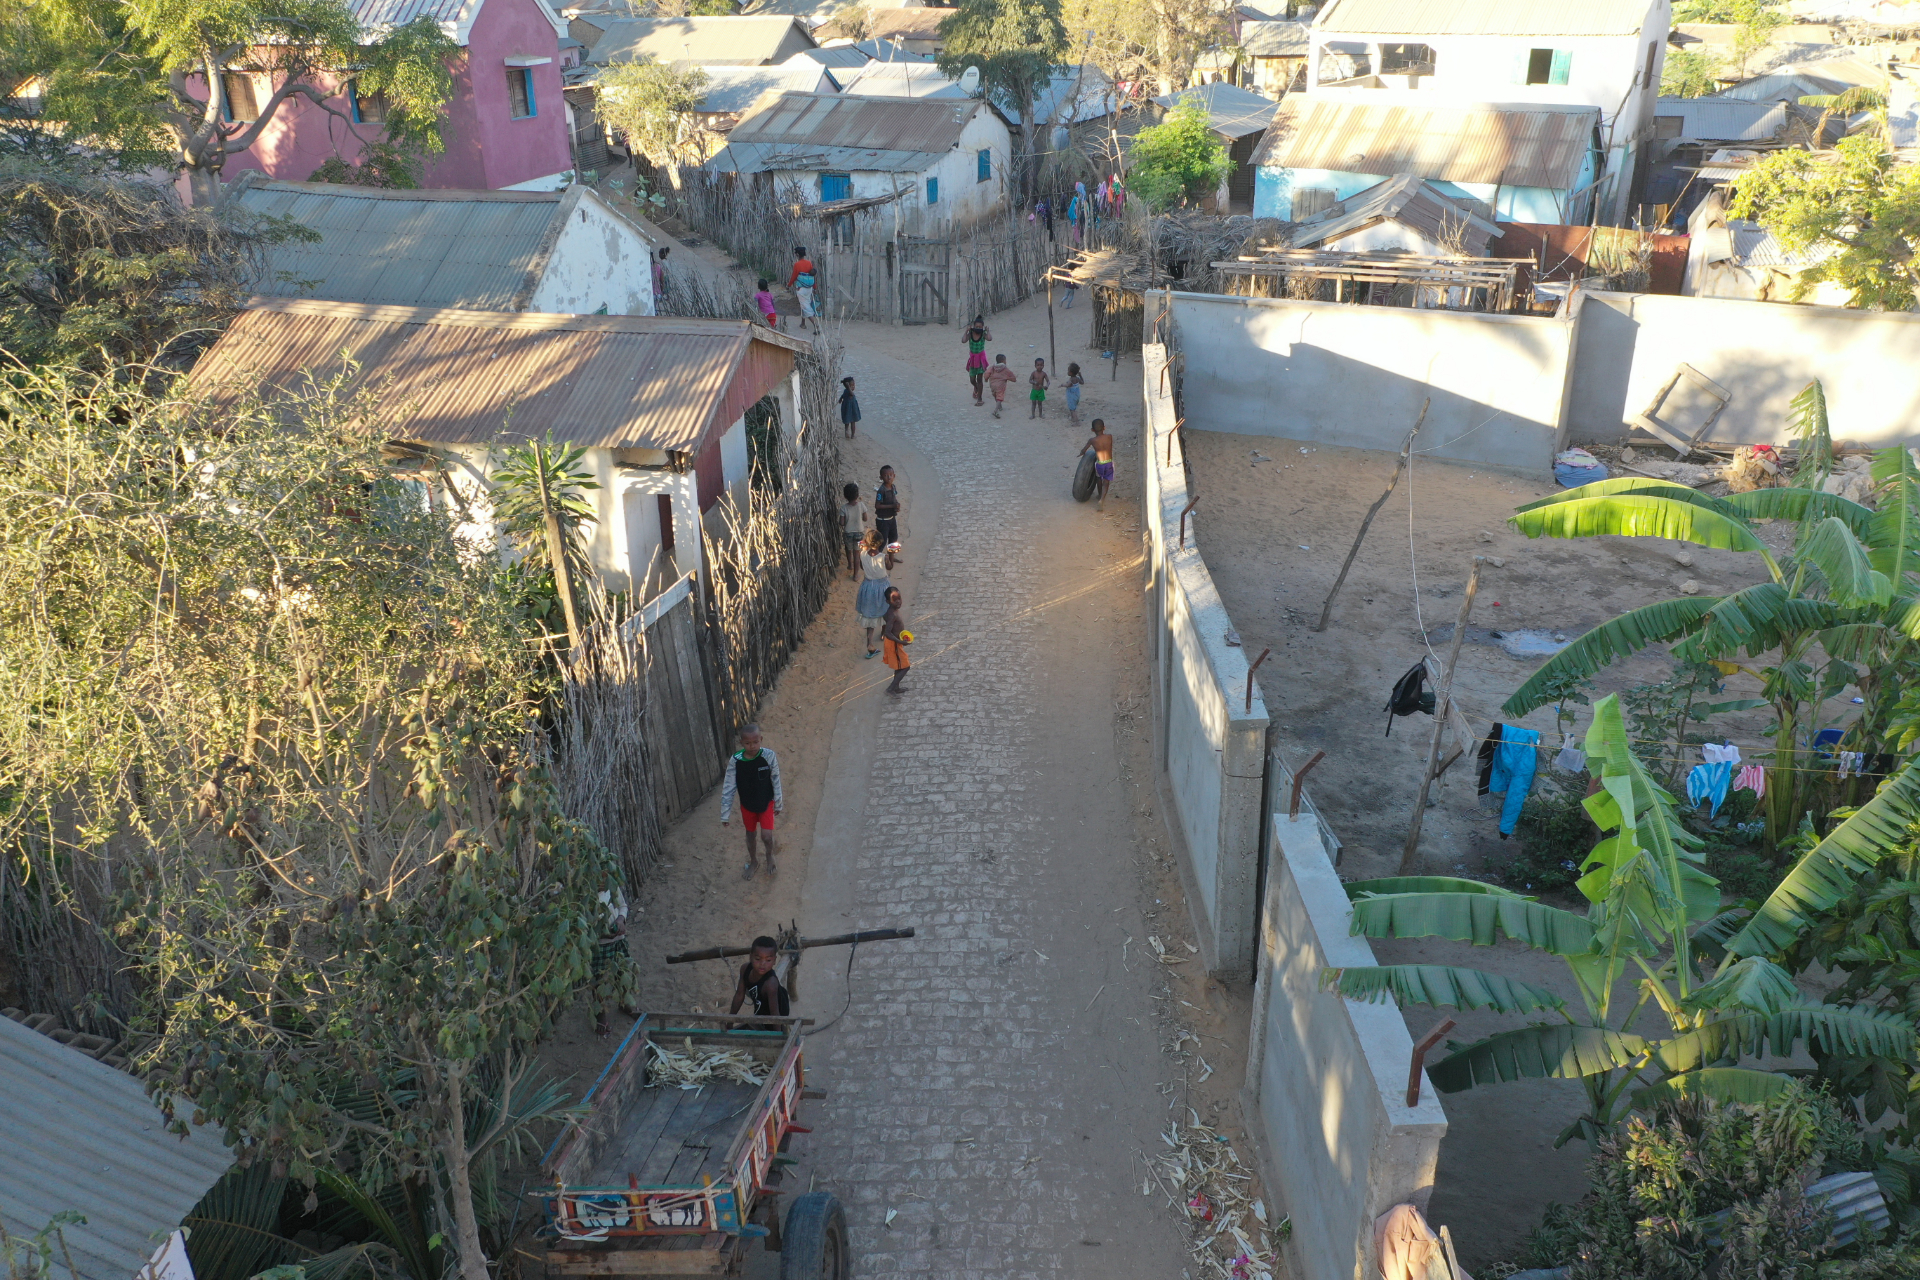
[1488,726,1540,837]
[1686,742,1740,817]
[1477,723,1504,796]
[1839,751,1866,779]
[1553,733,1586,774]
[1733,764,1766,798]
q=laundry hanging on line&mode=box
[1686,742,1740,817]
[1733,764,1765,798]
[1485,724,1540,837]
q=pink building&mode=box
[221,0,575,194]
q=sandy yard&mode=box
[1182,428,1810,1266]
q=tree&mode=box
[1674,0,1786,79]
[27,0,458,206]
[1728,133,1920,310]
[829,0,874,42]
[1062,0,1223,98]
[491,434,599,652]
[593,57,711,167]
[0,159,311,370]
[1326,695,1916,1146]
[937,0,1068,191]
[1124,96,1228,209]
[1661,48,1725,98]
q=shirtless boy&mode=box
[1079,418,1114,511]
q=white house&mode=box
[231,177,658,316]
[705,91,1013,230]
[187,301,810,595]
[1304,0,1671,222]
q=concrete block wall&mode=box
[1163,291,1580,476]
[1249,815,1448,1280]
[1142,343,1270,977]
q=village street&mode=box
[613,289,1261,1279]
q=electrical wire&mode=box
[802,939,860,1038]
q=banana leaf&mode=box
[1515,477,1737,515]
[1673,582,1836,661]
[1726,760,1920,956]
[1503,596,1723,716]
[1323,964,1567,1014]
[1426,1023,1649,1092]
[1655,1004,1917,1072]
[1510,494,1773,560]
[1791,380,1833,484]
[1628,1067,1796,1111]
[1343,876,1527,901]
[1797,515,1894,606]
[1347,892,1597,956]
[1681,956,1800,1016]
[1723,487,1874,537]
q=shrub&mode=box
[1496,785,1596,895]
[1125,97,1230,210]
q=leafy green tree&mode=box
[26,0,458,206]
[593,56,710,167]
[308,142,421,189]
[1661,48,1725,98]
[1728,133,1920,310]
[1327,696,1916,1146]
[492,435,599,652]
[937,0,1068,189]
[1674,0,1786,78]
[1124,96,1229,210]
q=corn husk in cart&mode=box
[646,1037,769,1090]
[1149,1115,1288,1280]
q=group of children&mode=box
[963,316,1084,422]
[754,245,820,334]
[838,467,913,696]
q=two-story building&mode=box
[1297,0,1671,223]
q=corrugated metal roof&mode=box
[1293,173,1500,250]
[696,64,836,113]
[582,15,811,66]
[865,9,949,40]
[835,60,968,99]
[1655,96,1787,140]
[1251,96,1598,190]
[708,91,982,174]
[1001,66,1121,127]
[0,1017,233,1280]
[186,300,808,454]
[1151,81,1279,139]
[348,0,470,27]
[1315,0,1656,35]
[1242,20,1311,57]
[233,179,570,309]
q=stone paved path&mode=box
[790,308,1191,1280]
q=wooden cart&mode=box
[535,1013,847,1280]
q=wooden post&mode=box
[1047,271,1057,377]
[1399,557,1483,875]
[1313,402,1427,632]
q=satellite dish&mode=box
[959,65,981,95]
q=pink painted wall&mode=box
[218,0,570,192]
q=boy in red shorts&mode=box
[720,724,783,879]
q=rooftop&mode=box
[187,299,810,455]
[1252,95,1599,190]
[694,63,838,113]
[0,1015,233,1280]
[1291,173,1501,253]
[834,59,968,99]
[578,14,814,66]
[1152,81,1280,139]
[786,39,932,68]
[230,179,646,311]
[864,8,950,41]
[1314,0,1658,36]
[1241,19,1311,57]
[708,90,987,174]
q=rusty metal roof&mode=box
[1315,0,1656,35]
[1251,97,1598,190]
[711,91,985,174]
[186,299,807,454]
[232,178,576,310]
[0,1016,234,1280]
[580,15,812,66]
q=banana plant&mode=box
[1500,384,1920,846]
[1325,695,1916,1146]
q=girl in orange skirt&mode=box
[880,587,910,695]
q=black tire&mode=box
[780,1192,850,1280]
[1072,450,1097,502]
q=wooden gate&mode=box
[897,236,950,325]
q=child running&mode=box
[1028,357,1050,420]
[984,355,1017,419]
[962,316,991,405]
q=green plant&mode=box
[1125,96,1230,210]
[491,434,599,651]
[309,143,420,189]
[1326,695,1916,1146]
[1662,47,1725,98]
[593,57,710,167]
[1500,785,1598,896]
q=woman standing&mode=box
[855,529,892,657]
[963,316,991,405]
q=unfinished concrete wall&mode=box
[1165,291,1579,475]
[1568,290,1920,447]
[1159,289,1582,475]
[1249,814,1448,1280]
[1144,343,1270,976]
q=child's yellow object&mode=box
[898,630,914,644]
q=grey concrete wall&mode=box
[1167,292,1579,475]
[1568,290,1920,447]
[1143,343,1270,977]
[1249,815,1448,1280]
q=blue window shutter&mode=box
[927,176,938,204]
[349,81,362,124]
[1550,49,1571,85]
[977,148,990,181]
[820,172,849,201]
[526,68,537,116]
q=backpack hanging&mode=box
[1385,662,1436,736]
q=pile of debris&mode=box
[645,1038,769,1090]
[1609,444,1894,507]
[1150,1114,1289,1280]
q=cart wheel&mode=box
[779,1192,849,1280]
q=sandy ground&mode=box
[1180,430,1816,1266]
[530,281,1268,1278]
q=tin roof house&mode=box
[705,91,1012,230]
[1151,82,1280,210]
[231,177,659,316]
[186,301,811,594]
[1300,0,1672,223]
